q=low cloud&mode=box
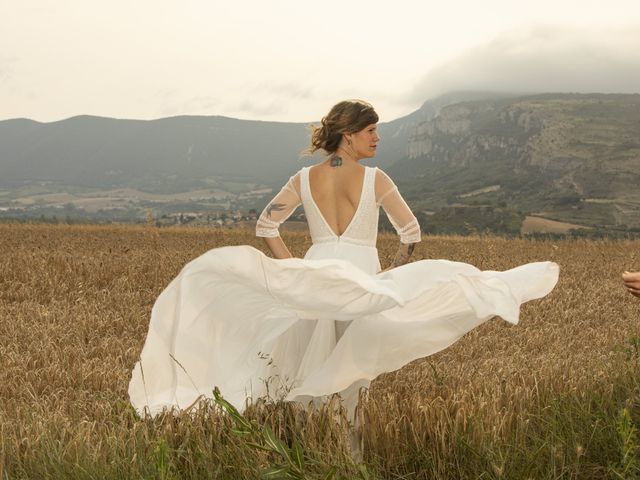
[235,100,287,117]
[157,94,220,117]
[151,88,180,100]
[407,26,640,104]
[0,56,20,84]
[227,81,318,119]
[261,82,315,100]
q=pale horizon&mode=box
[2,0,640,123]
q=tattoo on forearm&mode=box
[266,203,286,218]
[390,243,416,268]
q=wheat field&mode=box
[1,223,639,479]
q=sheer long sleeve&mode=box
[256,174,302,238]
[375,169,421,244]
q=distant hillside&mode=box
[388,93,640,232]
[0,92,517,192]
[0,115,313,191]
[2,92,639,234]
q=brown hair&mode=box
[303,100,379,156]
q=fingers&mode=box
[623,270,640,291]
[626,286,640,296]
[622,271,640,281]
[622,271,640,298]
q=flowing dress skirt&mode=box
[129,243,559,417]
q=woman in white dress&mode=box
[129,100,559,426]
[254,100,422,416]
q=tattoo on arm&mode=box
[266,203,286,219]
[390,243,416,269]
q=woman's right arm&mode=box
[375,169,421,270]
[256,174,302,259]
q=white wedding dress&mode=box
[129,166,559,418]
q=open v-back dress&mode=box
[129,165,559,418]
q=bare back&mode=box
[308,162,366,238]
[256,164,421,247]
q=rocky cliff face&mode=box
[376,91,519,168]
[408,94,640,167]
[394,93,640,230]
[406,100,548,172]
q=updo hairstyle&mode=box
[304,100,379,156]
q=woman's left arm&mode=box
[375,169,421,270]
[387,242,418,270]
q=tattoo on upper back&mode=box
[266,203,287,218]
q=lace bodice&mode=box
[256,166,421,246]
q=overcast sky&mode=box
[1,0,639,123]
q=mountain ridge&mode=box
[388,92,640,232]
[2,91,639,233]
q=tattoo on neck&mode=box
[330,155,343,167]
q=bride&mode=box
[129,100,559,426]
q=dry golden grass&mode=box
[520,216,590,234]
[1,223,640,479]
